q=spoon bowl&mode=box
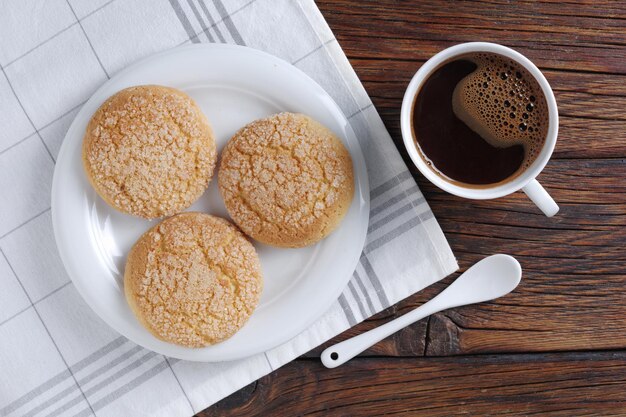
[433,253,522,309]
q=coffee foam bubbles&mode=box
[451,53,548,169]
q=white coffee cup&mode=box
[400,42,559,217]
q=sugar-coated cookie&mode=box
[124,213,263,347]
[83,85,216,219]
[218,112,354,248]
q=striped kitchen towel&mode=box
[0,0,458,415]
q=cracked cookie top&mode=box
[82,85,216,219]
[124,212,263,347]
[218,112,354,248]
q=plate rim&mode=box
[51,43,370,361]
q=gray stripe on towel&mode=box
[72,360,170,414]
[185,0,214,41]
[360,254,391,309]
[1,337,127,416]
[370,171,413,200]
[370,184,420,218]
[168,0,200,43]
[198,0,226,42]
[213,0,245,44]
[368,197,426,234]
[353,270,376,315]
[365,210,434,255]
[347,281,368,320]
[338,294,357,326]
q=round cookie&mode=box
[82,85,216,219]
[124,213,263,348]
[218,112,354,248]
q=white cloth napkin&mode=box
[0,0,458,415]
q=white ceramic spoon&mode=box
[321,254,522,368]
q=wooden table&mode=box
[199,1,626,415]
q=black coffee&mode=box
[412,52,548,186]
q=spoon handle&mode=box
[321,298,443,368]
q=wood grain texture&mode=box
[198,0,626,414]
[204,352,626,416]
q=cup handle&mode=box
[522,179,559,217]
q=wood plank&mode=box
[320,0,626,74]
[420,157,626,355]
[200,352,626,416]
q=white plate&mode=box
[51,44,369,361]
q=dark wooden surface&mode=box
[199,1,626,415]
